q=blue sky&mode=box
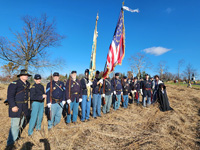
[0,0,199,78]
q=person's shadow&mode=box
[19,139,51,150]
[40,139,51,150]
[20,142,34,150]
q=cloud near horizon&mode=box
[143,47,171,56]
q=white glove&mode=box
[86,83,90,87]
[111,93,113,96]
[62,101,66,105]
[99,79,103,84]
[131,90,136,94]
[140,89,143,96]
[79,98,82,102]
[114,91,116,95]
[131,90,134,95]
[134,90,137,93]
[67,99,71,104]
[89,80,93,85]
[47,103,51,108]
[121,92,123,95]
[102,94,105,98]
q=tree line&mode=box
[128,52,198,82]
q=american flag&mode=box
[103,9,125,78]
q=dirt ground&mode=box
[0,84,200,150]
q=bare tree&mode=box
[127,71,133,79]
[1,62,19,78]
[77,74,85,80]
[183,63,197,81]
[157,61,168,80]
[163,72,176,81]
[128,52,152,78]
[119,72,125,79]
[0,14,65,71]
[177,59,185,80]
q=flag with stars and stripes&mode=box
[103,8,125,78]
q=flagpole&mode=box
[93,12,98,72]
[88,12,99,100]
[120,0,126,69]
[89,12,99,81]
[122,2,125,56]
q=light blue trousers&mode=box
[7,117,24,146]
[92,94,101,117]
[113,94,121,110]
[142,96,151,107]
[48,102,63,129]
[81,95,91,121]
[28,102,44,135]
[123,95,129,108]
[102,95,112,114]
[66,99,79,123]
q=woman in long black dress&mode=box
[157,83,173,112]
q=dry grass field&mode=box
[0,84,200,150]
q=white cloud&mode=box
[143,47,171,56]
[166,8,173,14]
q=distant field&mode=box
[166,82,200,89]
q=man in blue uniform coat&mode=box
[46,72,66,129]
[91,70,103,119]
[65,71,82,124]
[6,69,31,146]
[132,77,141,105]
[80,69,92,122]
[28,74,46,136]
[102,74,113,114]
[140,74,153,107]
[122,76,130,108]
[111,73,123,110]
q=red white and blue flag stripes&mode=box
[103,8,125,78]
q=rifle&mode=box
[49,72,53,120]
[121,78,124,103]
[151,90,153,103]
[67,75,71,115]
[113,76,118,101]
[102,79,106,105]
[98,72,103,93]
[98,80,102,93]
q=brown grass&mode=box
[0,84,200,150]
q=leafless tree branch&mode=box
[0,14,65,71]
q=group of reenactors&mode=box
[5,68,172,147]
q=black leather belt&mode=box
[16,100,28,104]
[52,98,62,103]
[72,92,78,95]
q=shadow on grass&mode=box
[196,109,200,147]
